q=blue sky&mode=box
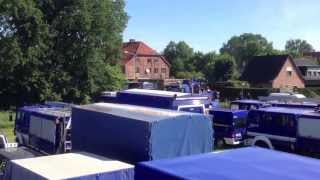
[123,0,320,53]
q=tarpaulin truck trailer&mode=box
[72,103,213,164]
[4,152,134,180]
[14,105,72,154]
[114,89,214,114]
[135,147,320,180]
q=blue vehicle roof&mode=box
[209,108,248,114]
[231,99,264,104]
[119,89,210,100]
[135,147,320,180]
[209,108,248,119]
[18,106,71,118]
[253,106,313,115]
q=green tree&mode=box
[212,54,236,82]
[0,0,128,106]
[220,33,274,72]
[0,0,54,107]
[163,41,194,77]
[285,39,314,58]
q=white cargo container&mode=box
[5,152,134,180]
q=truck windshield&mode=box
[179,106,204,114]
[234,118,247,128]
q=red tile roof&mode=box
[121,41,170,66]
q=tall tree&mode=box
[0,0,128,107]
[285,39,314,58]
[163,41,194,77]
[220,33,274,72]
[212,54,236,82]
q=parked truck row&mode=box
[1,89,320,179]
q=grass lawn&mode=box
[0,111,15,142]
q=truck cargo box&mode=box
[135,147,320,180]
[5,152,134,180]
[72,103,213,164]
[115,89,212,112]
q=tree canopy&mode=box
[220,33,274,72]
[285,39,314,58]
[163,41,194,77]
[0,0,127,107]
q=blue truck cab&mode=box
[245,107,320,153]
[110,89,213,114]
[209,108,248,146]
[230,99,270,110]
[14,103,71,154]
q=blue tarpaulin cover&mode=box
[135,147,320,180]
[72,103,213,164]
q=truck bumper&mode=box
[224,138,241,145]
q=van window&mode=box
[178,105,204,114]
[230,104,239,110]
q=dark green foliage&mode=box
[285,39,314,58]
[215,87,279,101]
[210,54,236,83]
[0,0,127,107]
[220,33,275,72]
[163,41,194,77]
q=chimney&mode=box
[129,39,136,42]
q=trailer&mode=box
[3,152,134,180]
[135,147,320,180]
[14,104,72,154]
[209,108,248,146]
[72,103,213,164]
[245,107,320,153]
[113,89,214,114]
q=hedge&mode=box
[215,87,279,101]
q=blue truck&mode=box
[14,103,72,154]
[245,106,320,154]
[135,147,320,180]
[100,89,215,114]
[209,108,248,147]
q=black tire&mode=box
[215,138,225,149]
[254,141,270,149]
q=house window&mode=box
[314,72,317,76]
[308,71,312,76]
[145,68,151,74]
[318,72,320,76]
[287,71,292,76]
[154,59,159,63]
[136,67,140,73]
[154,68,158,73]
[147,59,152,63]
[161,68,166,73]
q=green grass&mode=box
[0,111,15,142]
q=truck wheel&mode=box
[254,141,270,149]
[215,139,225,149]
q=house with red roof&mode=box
[121,39,170,81]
